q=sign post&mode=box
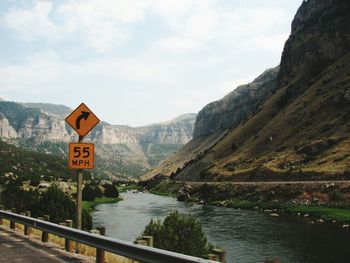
[66,103,100,230]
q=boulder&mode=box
[177,185,193,202]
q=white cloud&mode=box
[3,1,61,41]
[0,0,301,125]
[153,36,198,52]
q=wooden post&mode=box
[24,211,31,235]
[212,248,226,263]
[41,215,50,243]
[0,205,3,226]
[65,220,74,252]
[142,236,154,247]
[76,136,83,230]
[9,209,15,230]
[96,227,106,263]
[207,254,219,261]
[134,239,148,246]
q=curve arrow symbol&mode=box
[76,111,90,129]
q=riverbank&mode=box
[83,197,122,213]
[83,184,143,214]
[148,180,350,226]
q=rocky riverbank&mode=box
[149,180,350,226]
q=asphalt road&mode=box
[0,227,91,263]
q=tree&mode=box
[142,211,213,257]
[38,185,76,224]
[103,184,119,198]
[83,182,103,201]
[82,184,95,201]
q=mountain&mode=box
[0,140,71,182]
[142,0,350,182]
[0,101,196,178]
[20,103,73,119]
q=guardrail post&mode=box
[142,236,154,247]
[212,248,226,263]
[10,209,16,230]
[0,205,3,226]
[24,211,31,235]
[96,227,106,263]
[41,215,50,243]
[207,254,219,261]
[65,220,74,252]
[134,239,148,246]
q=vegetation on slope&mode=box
[0,139,72,182]
[142,0,350,183]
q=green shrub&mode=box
[83,182,102,201]
[142,211,213,258]
[38,185,76,224]
[103,184,119,198]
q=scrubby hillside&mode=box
[0,139,71,182]
[0,101,196,178]
[142,0,350,182]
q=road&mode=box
[0,227,92,263]
[181,180,350,185]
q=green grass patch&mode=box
[150,181,183,197]
[283,204,350,223]
[211,199,350,224]
[117,184,143,193]
[83,197,121,213]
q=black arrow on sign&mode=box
[76,111,90,129]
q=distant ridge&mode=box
[21,102,72,119]
[0,100,197,178]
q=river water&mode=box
[92,192,350,263]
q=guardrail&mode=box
[0,210,218,263]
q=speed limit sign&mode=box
[68,143,94,169]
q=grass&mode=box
[83,197,121,214]
[283,204,350,223]
[211,199,350,224]
[117,184,143,193]
[149,181,183,197]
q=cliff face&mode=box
[193,67,279,138]
[278,0,350,86]
[142,0,350,182]
[0,113,17,138]
[0,101,196,177]
[138,114,196,144]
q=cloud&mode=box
[0,0,301,125]
[3,1,61,41]
[153,36,198,52]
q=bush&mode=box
[142,211,213,257]
[38,185,76,224]
[103,184,119,198]
[83,182,102,201]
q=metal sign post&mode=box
[77,136,83,230]
[66,103,100,230]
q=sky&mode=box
[0,0,301,127]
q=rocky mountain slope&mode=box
[142,0,350,182]
[0,139,71,182]
[0,101,196,178]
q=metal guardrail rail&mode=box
[0,210,217,263]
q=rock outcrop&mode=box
[193,67,278,138]
[142,0,350,182]
[0,113,17,138]
[278,0,350,85]
[0,101,197,178]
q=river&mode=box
[92,192,350,263]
